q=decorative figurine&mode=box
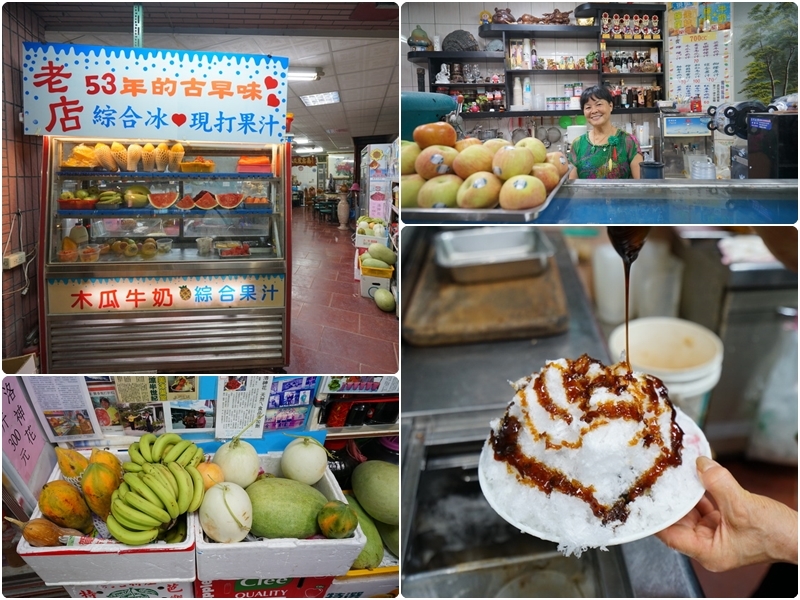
[435,64,450,84]
[407,25,432,51]
[611,13,622,36]
[651,15,661,37]
[492,7,516,24]
[641,14,650,36]
[601,12,611,35]
[622,14,632,35]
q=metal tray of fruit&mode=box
[401,166,571,224]
[434,226,554,283]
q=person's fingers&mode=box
[696,456,746,518]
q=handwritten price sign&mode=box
[22,43,289,143]
[2,378,47,483]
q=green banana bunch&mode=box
[109,434,206,545]
[97,190,123,208]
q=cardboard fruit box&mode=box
[16,450,196,587]
[192,453,367,581]
[195,576,334,598]
[63,580,194,598]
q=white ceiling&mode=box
[42,30,400,154]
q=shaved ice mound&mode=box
[479,354,709,557]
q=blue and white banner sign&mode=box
[22,43,289,143]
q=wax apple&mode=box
[545,151,570,177]
[452,144,495,179]
[492,146,535,181]
[530,162,561,193]
[401,141,422,175]
[413,122,457,149]
[414,145,459,180]
[401,174,426,208]
[454,137,483,152]
[499,175,547,210]
[416,174,464,208]
[515,137,548,164]
[456,171,502,209]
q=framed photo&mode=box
[327,153,354,179]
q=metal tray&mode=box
[434,226,555,284]
[402,166,571,224]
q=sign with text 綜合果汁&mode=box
[46,274,285,314]
[22,43,289,144]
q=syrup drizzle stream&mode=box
[607,227,651,371]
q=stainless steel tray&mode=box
[402,166,571,224]
[434,226,555,284]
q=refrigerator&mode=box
[359,144,394,223]
[37,137,292,373]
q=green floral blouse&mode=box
[568,130,641,179]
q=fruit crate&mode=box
[16,449,196,587]
[355,232,390,249]
[360,263,394,279]
[192,452,367,581]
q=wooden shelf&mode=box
[506,69,601,76]
[601,71,665,77]
[406,51,504,65]
[601,37,664,44]
[478,23,600,39]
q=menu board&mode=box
[667,3,732,104]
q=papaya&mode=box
[38,480,94,534]
[4,517,84,547]
[344,493,384,570]
[55,447,89,481]
[351,460,399,526]
[89,447,122,480]
[317,500,359,539]
[81,462,120,520]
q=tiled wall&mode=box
[401,2,658,147]
[2,4,45,361]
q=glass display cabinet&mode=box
[38,137,292,373]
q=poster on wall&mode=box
[328,153,355,179]
[23,377,104,443]
[22,43,289,143]
[667,3,732,105]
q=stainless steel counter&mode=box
[400,227,704,598]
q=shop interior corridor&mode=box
[286,205,398,374]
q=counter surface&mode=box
[401,179,798,225]
[402,229,609,416]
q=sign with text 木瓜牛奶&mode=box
[22,43,289,144]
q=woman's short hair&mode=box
[580,85,614,109]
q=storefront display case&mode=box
[37,137,291,373]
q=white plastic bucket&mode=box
[609,317,724,424]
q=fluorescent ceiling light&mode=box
[295,146,324,154]
[293,137,309,144]
[300,91,340,107]
[287,68,323,82]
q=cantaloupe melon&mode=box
[246,477,327,539]
[351,460,399,526]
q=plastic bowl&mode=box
[156,239,173,253]
[58,249,78,262]
[79,244,101,262]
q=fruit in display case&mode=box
[94,142,118,171]
[111,142,129,171]
[81,462,120,520]
[216,192,244,209]
[124,184,151,208]
[176,194,195,210]
[193,190,218,210]
[545,151,570,177]
[531,162,561,193]
[141,143,156,171]
[127,143,143,171]
[141,241,159,259]
[148,191,179,209]
[452,144,495,179]
[483,138,510,155]
[123,242,140,258]
[79,244,101,262]
[55,446,90,485]
[454,137,483,152]
[155,143,170,171]
[168,143,185,172]
[179,156,215,173]
[61,143,99,169]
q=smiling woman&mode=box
[568,85,643,180]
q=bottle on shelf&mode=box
[513,77,523,107]
[522,38,532,69]
[523,77,532,108]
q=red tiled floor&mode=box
[286,206,398,375]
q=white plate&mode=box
[479,407,710,549]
